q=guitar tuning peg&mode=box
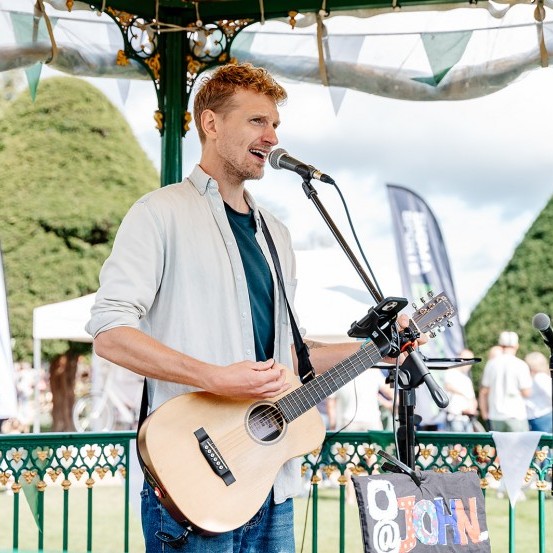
[446,320,454,327]
[427,291,434,298]
[419,297,426,304]
[412,302,417,310]
[429,331,437,338]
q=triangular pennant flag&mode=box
[106,22,131,104]
[106,17,123,47]
[25,63,43,102]
[117,79,131,105]
[324,35,364,115]
[22,474,42,530]
[9,12,58,101]
[21,447,50,530]
[416,30,472,86]
[492,431,542,507]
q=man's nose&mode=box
[263,126,278,146]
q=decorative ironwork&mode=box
[184,111,192,133]
[0,431,550,551]
[185,19,252,94]
[288,10,298,29]
[154,110,164,131]
[98,5,252,136]
[116,49,129,66]
[106,9,160,68]
[302,432,553,492]
[0,434,128,495]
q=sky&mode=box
[2,2,552,331]
[101,63,553,327]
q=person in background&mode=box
[525,351,552,433]
[444,348,478,432]
[327,369,392,432]
[479,331,532,432]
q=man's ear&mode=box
[201,109,217,139]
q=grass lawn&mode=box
[0,484,550,552]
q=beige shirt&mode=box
[86,165,303,503]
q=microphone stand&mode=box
[300,177,448,471]
[547,346,553,465]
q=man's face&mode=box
[212,89,280,184]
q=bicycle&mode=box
[72,361,141,432]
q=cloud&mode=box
[87,47,552,327]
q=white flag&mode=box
[0,247,18,420]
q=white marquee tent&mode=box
[32,293,95,432]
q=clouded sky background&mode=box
[106,62,552,327]
[3,2,552,331]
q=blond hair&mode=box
[193,63,287,143]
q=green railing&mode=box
[0,431,550,552]
[304,431,552,553]
[0,431,135,553]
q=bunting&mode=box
[9,11,58,101]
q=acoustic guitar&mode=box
[137,292,455,534]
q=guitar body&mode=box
[138,372,325,535]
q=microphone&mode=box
[268,148,335,184]
[532,312,553,348]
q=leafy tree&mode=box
[464,195,553,385]
[0,76,158,429]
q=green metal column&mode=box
[159,14,186,187]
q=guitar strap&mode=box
[259,213,316,385]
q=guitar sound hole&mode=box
[247,403,285,443]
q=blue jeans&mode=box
[141,482,295,552]
[529,413,553,433]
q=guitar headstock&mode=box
[410,291,456,338]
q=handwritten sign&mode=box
[352,471,490,552]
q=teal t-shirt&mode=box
[225,203,275,361]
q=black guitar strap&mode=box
[259,213,316,385]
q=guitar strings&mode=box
[205,341,383,455]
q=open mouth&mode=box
[249,148,268,161]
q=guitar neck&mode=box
[276,341,384,423]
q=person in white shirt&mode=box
[444,349,478,432]
[525,351,552,433]
[479,331,532,432]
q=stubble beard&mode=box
[222,157,264,186]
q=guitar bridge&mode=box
[194,427,235,486]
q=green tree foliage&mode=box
[464,195,553,385]
[0,76,159,361]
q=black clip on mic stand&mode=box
[299,176,449,475]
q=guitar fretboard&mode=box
[275,341,384,423]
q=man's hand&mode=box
[381,313,429,364]
[204,359,291,399]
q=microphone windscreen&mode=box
[532,312,551,331]
[268,148,287,170]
